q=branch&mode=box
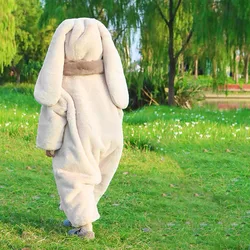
[171,0,182,22]
[112,26,128,45]
[155,1,169,27]
[96,7,104,19]
[175,29,193,60]
[142,88,159,106]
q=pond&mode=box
[198,94,250,110]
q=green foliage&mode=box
[173,78,205,109]
[0,0,54,83]
[41,0,140,68]
[11,0,43,81]
[22,60,43,83]
[0,0,16,72]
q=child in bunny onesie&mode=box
[34,18,129,239]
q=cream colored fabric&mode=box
[34,18,128,227]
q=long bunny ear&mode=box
[97,21,129,109]
[34,19,75,106]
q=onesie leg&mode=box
[94,147,123,204]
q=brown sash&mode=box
[63,59,104,76]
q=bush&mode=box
[173,77,205,108]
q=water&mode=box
[198,96,250,110]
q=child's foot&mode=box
[68,227,95,240]
[63,219,72,227]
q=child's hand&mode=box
[46,150,55,157]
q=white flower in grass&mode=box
[185,122,190,126]
[246,137,250,140]
[26,122,29,125]
[205,135,211,138]
[245,127,249,130]
[232,133,236,137]
[5,122,11,127]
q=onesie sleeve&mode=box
[36,96,67,151]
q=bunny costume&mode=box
[34,18,129,227]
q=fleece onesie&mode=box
[34,18,129,227]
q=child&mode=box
[34,18,129,239]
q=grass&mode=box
[0,83,250,249]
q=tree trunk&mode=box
[16,72,21,83]
[244,54,249,84]
[168,58,176,106]
[235,60,239,84]
[180,54,184,77]
[212,58,217,78]
[11,65,21,83]
[181,58,184,77]
[168,0,175,106]
[194,56,198,79]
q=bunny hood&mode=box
[34,18,129,109]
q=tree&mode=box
[11,0,44,82]
[139,0,194,105]
[40,0,140,68]
[0,0,16,73]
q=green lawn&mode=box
[0,84,250,250]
